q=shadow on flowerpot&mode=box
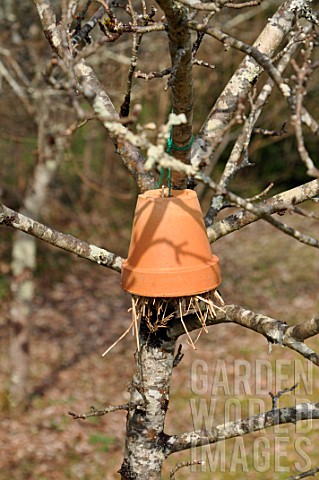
[121,189,221,298]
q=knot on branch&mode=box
[269,321,289,345]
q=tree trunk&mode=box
[120,321,176,479]
[9,103,66,407]
[9,231,36,406]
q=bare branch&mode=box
[302,108,319,135]
[33,1,155,192]
[178,0,261,10]
[0,59,35,117]
[135,67,172,81]
[291,39,319,177]
[208,179,319,241]
[33,0,64,57]
[213,187,319,248]
[0,203,123,273]
[253,124,287,137]
[288,317,319,342]
[245,182,274,201]
[72,3,105,45]
[68,403,129,420]
[74,59,155,192]
[168,303,319,365]
[173,344,184,368]
[192,58,216,69]
[290,0,319,26]
[156,0,193,188]
[269,383,298,409]
[170,460,204,479]
[224,0,262,7]
[290,205,319,220]
[119,3,157,117]
[165,401,319,454]
[191,0,297,168]
[187,21,292,104]
[287,467,319,480]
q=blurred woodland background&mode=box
[0,0,319,479]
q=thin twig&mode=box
[290,205,319,220]
[253,123,287,137]
[170,460,205,479]
[178,0,261,11]
[68,403,129,420]
[173,344,184,368]
[187,21,293,107]
[291,35,319,177]
[120,1,142,117]
[287,467,319,480]
[269,383,299,409]
[135,67,171,81]
[246,183,274,201]
[192,58,216,69]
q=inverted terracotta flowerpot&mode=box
[121,189,221,297]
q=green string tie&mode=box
[156,127,194,197]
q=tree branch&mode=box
[187,21,292,105]
[291,42,319,177]
[168,303,319,366]
[165,401,319,454]
[288,317,319,342]
[208,179,319,241]
[178,0,261,11]
[156,0,193,188]
[0,203,123,273]
[68,403,129,420]
[287,467,319,480]
[170,460,204,479]
[33,1,155,193]
[269,383,298,409]
[205,26,308,225]
[72,5,107,45]
[190,0,297,168]
[33,0,64,58]
[74,59,155,192]
[0,59,35,117]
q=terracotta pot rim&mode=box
[122,254,219,274]
[128,288,220,299]
[121,259,221,297]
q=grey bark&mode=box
[191,0,297,168]
[120,325,176,479]
[156,0,193,188]
[166,402,319,453]
[207,178,319,242]
[0,203,123,273]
